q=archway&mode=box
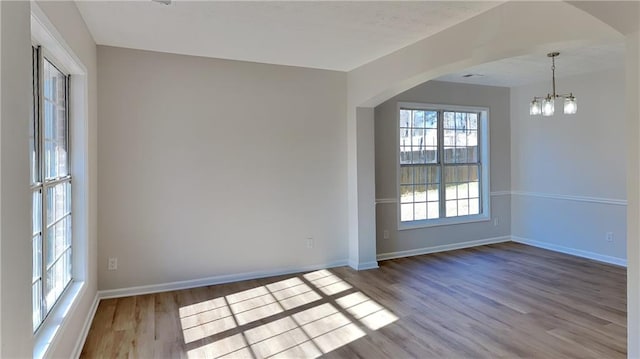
[345,1,638,356]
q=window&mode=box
[398,103,489,228]
[31,46,73,331]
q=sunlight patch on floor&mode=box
[184,270,397,358]
[336,292,399,331]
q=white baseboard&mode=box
[72,293,100,359]
[348,260,379,270]
[98,260,348,299]
[512,236,627,267]
[377,236,511,261]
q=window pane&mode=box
[46,182,71,227]
[45,247,72,313]
[400,167,413,185]
[413,110,425,128]
[467,130,478,147]
[469,165,480,182]
[427,184,439,202]
[469,198,480,215]
[33,190,42,235]
[428,166,439,184]
[33,235,42,282]
[469,181,479,198]
[445,183,457,200]
[425,111,437,128]
[444,111,455,129]
[442,165,451,181]
[400,127,410,146]
[33,281,42,331]
[401,203,414,222]
[446,200,457,217]
[457,199,469,216]
[415,166,427,185]
[415,185,426,202]
[467,147,478,163]
[469,113,478,129]
[458,183,469,199]
[43,60,68,180]
[400,185,413,203]
[427,202,439,219]
[400,146,411,164]
[63,249,72,288]
[414,202,427,220]
[46,215,71,267]
[444,130,455,146]
[400,109,411,128]
[455,112,467,129]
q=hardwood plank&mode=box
[81,243,626,358]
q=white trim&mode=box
[398,213,490,230]
[375,198,397,204]
[512,191,627,206]
[30,2,86,75]
[34,282,85,359]
[377,236,511,261]
[98,260,348,299]
[376,191,511,205]
[71,293,99,359]
[512,236,627,267]
[490,190,511,197]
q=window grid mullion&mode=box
[46,246,72,273]
[45,210,72,231]
[437,110,446,219]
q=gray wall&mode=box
[510,67,626,263]
[98,46,348,290]
[374,80,511,257]
[1,2,33,356]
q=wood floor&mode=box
[80,243,626,358]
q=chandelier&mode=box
[529,52,577,116]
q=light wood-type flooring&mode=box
[81,242,626,358]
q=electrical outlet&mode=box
[493,217,500,226]
[605,232,614,242]
[383,230,390,240]
[108,257,118,271]
[306,237,314,249]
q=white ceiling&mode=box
[75,1,503,71]
[434,42,626,88]
[76,1,625,87]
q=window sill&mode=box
[34,280,86,359]
[398,213,490,230]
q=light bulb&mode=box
[542,96,554,116]
[564,94,577,114]
[530,99,542,115]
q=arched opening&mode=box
[346,1,638,355]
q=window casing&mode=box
[398,102,490,229]
[31,46,73,332]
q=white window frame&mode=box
[32,44,74,332]
[31,3,90,358]
[397,102,491,230]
